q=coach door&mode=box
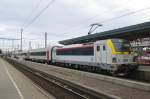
[100,45,107,63]
[96,44,107,63]
[47,50,50,62]
[95,45,101,63]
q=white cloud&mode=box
[0,0,150,50]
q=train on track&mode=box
[13,38,138,75]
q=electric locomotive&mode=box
[52,38,138,75]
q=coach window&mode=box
[97,46,100,51]
[103,45,106,51]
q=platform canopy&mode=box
[59,21,150,45]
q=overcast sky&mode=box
[1,0,150,50]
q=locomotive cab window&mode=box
[112,39,131,52]
[103,45,106,51]
[97,46,100,51]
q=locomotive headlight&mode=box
[112,57,117,63]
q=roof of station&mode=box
[59,21,150,45]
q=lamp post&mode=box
[45,32,47,48]
[20,28,23,51]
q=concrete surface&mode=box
[0,58,54,99]
[14,59,150,99]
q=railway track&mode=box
[36,61,149,83]
[52,63,150,83]
[7,58,116,99]
[16,58,150,83]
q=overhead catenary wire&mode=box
[23,1,150,42]
[99,6,150,23]
[21,0,43,28]
[58,0,131,33]
[19,0,55,51]
[23,0,55,31]
[24,5,150,42]
[59,5,150,36]
[26,0,131,38]
[23,0,131,40]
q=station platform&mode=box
[10,58,150,99]
[0,58,52,99]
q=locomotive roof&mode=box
[59,21,150,45]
